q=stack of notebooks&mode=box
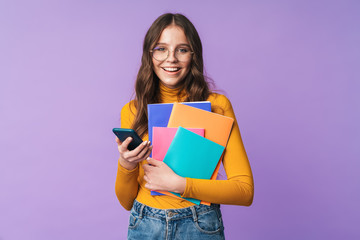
[147,101,234,205]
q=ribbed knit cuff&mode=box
[117,159,139,174]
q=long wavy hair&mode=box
[131,13,213,138]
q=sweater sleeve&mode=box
[181,95,254,206]
[114,101,140,210]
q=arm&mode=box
[115,159,140,210]
[142,95,254,206]
[181,95,254,205]
[115,102,151,210]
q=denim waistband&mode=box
[132,199,221,221]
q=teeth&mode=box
[163,67,180,72]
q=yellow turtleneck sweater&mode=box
[115,83,254,210]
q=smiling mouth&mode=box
[162,67,181,73]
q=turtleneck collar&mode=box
[159,82,187,103]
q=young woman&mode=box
[115,13,254,240]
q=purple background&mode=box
[1,0,359,239]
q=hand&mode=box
[143,157,186,194]
[115,137,152,170]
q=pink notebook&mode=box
[151,127,205,198]
[152,127,205,161]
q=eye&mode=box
[177,48,190,53]
[154,46,167,52]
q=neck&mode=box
[159,82,186,103]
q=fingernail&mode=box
[147,157,150,160]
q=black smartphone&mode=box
[112,128,143,151]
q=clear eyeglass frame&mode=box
[150,47,194,62]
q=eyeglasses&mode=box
[150,46,193,62]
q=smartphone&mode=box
[112,128,143,151]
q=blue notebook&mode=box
[147,101,211,148]
[162,127,225,205]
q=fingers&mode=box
[146,157,162,166]
[116,135,154,167]
[135,142,152,159]
[142,163,151,172]
[143,174,150,183]
[143,168,155,190]
[143,147,152,160]
[115,137,122,145]
[124,141,150,159]
[119,137,133,153]
[121,143,152,165]
[144,175,153,190]
[142,158,156,173]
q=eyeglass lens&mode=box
[152,47,192,61]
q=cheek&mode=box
[183,63,191,75]
[152,61,161,76]
[152,65,159,73]
[151,60,157,70]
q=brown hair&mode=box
[131,13,213,137]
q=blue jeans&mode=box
[128,200,225,240]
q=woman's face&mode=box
[152,25,191,89]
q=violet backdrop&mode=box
[1,0,359,239]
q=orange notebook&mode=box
[157,103,234,205]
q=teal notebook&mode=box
[163,127,225,205]
[147,101,211,152]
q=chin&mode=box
[159,76,184,88]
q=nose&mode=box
[166,50,178,62]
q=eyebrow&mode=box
[156,42,191,47]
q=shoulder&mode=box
[208,93,232,105]
[120,100,137,128]
[207,93,233,115]
[121,100,137,116]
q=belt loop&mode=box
[139,203,145,219]
[190,206,197,222]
